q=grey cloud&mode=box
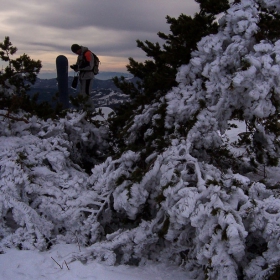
[0,0,199,74]
[8,0,198,32]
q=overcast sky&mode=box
[0,0,199,77]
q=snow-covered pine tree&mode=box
[111,0,228,156]
[0,109,110,251]
[73,0,280,279]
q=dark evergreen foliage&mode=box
[0,37,57,118]
[255,7,280,43]
[195,0,230,15]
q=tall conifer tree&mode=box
[111,0,230,158]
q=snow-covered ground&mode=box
[0,244,192,280]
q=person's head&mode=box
[71,44,81,54]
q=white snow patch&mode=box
[0,244,192,280]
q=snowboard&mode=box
[56,55,69,109]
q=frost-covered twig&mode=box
[70,231,81,252]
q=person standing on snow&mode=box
[70,44,95,111]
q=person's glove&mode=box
[70,64,78,71]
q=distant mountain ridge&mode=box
[38,71,133,80]
[33,76,121,91]
[28,74,137,109]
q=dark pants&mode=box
[79,78,95,111]
[80,78,93,96]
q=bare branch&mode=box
[0,113,28,123]
[64,261,70,270]
[51,257,63,269]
